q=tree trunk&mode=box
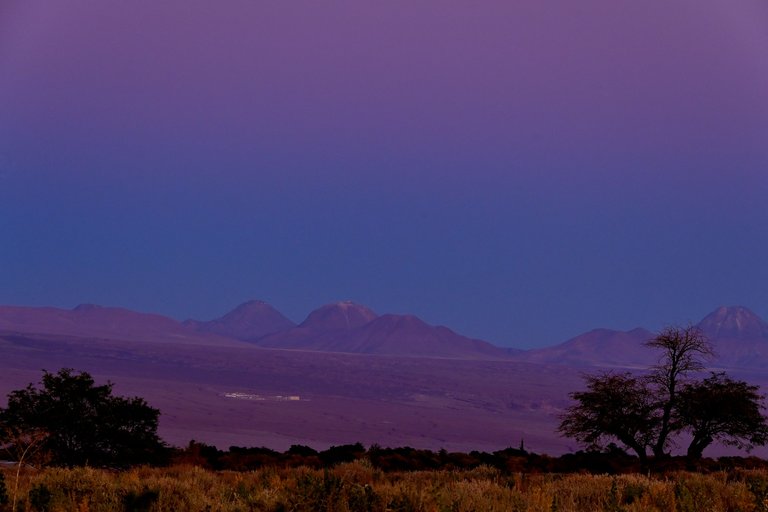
[686,435,712,459]
[653,378,677,457]
[626,441,648,467]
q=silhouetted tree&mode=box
[645,325,713,457]
[677,372,768,459]
[560,326,768,461]
[0,369,165,467]
[558,372,657,464]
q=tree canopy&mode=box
[0,369,166,467]
[677,372,768,459]
[558,372,657,463]
[559,326,768,460]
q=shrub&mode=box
[28,483,52,512]
[0,471,8,507]
[6,463,768,512]
[122,488,159,512]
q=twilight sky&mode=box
[1,1,767,347]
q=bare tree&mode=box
[645,325,713,457]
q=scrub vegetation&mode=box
[6,462,768,511]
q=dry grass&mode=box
[4,462,768,511]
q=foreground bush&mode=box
[6,462,768,511]
[0,369,166,469]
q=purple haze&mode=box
[1,1,767,347]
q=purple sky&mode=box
[1,1,767,347]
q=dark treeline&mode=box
[169,440,768,475]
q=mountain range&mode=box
[522,305,768,369]
[0,303,244,346]
[252,301,511,359]
[2,301,768,368]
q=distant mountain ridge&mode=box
[519,327,656,368]
[298,301,378,331]
[183,300,295,340]
[0,300,512,360]
[520,306,768,369]
[0,304,246,346]
[255,302,511,359]
[696,306,768,368]
[3,301,768,366]
[250,302,512,359]
[697,306,768,340]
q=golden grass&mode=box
[4,462,768,511]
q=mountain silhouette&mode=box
[255,303,508,359]
[298,301,378,331]
[695,306,768,368]
[696,306,768,341]
[6,301,768,366]
[183,300,295,340]
[0,304,244,346]
[518,327,655,367]
[517,306,768,369]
